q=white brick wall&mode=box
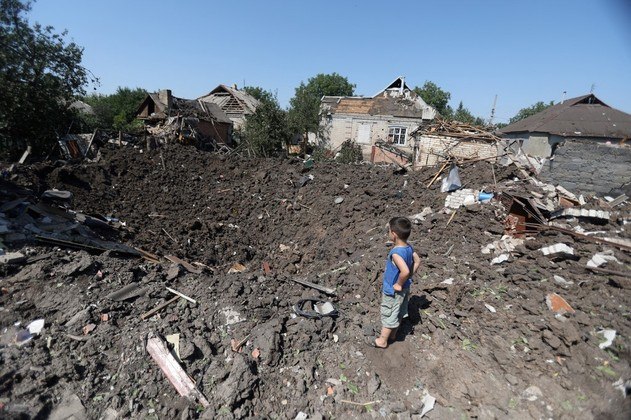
[321,114,422,157]
[416,135,500,166]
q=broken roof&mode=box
[323,96,432,119]
[138,92,231,124]
[322,77,436,120]
[197,85,260,116]
[499,94,631,139]
[411,118,501,142]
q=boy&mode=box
[374,217,420,349]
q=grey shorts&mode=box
[381,289,410,329]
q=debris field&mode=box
[1,144,630,419]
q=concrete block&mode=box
[0,252,26,264]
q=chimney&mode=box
[158,89,172,112]
[561,91,566,104]
[232,83,238,90]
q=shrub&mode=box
[336,140,363,164]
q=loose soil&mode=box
[1,143,630,419]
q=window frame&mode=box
[388,126,407,146]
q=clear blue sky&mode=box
[30,0,631,123]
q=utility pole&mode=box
[489,94,498,125]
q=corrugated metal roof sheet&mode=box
[500,94,631,139]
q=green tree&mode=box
[82,87,147,132]
[452,102,486,126]
[413,81,453,118]
[509,101,554,124]
[288,73,355,153]
[0,0,92,158]
[242,86,270,103]
[242,87,289,157]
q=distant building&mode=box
[136,89,233,146]
[197,84,260,131]
[68,100,95,115]
[320,77,437,162]
[499,94,631,157]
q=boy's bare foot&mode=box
[389,327,398,342]
[374,337,388,348]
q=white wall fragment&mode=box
[597,329,616,349]
[586,251,620,268]
[540,243,574,256]
[491,254,509,265]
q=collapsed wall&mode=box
[416,135,499,166]
[539,140,631,195]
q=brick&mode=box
[546,293,575,315]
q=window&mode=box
[388,127,407,145]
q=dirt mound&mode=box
[1,144,630,419]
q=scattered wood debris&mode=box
[146,335,209,407]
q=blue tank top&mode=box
[382,244,414,296]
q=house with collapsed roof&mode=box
[409,119,503,167]
[499,94,631,158]
[136,89,233,147]
[197,84,260,131]
[320,77,437,162]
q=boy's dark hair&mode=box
[389,217,412,241]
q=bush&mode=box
[311,145,334,162]
[335,140,363,164]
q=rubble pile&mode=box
[411,117,501,142]
[1,143,630,419]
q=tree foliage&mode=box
[242,87,289,157]
[452,101,486,126]
[242,86,271,103]
[413,81,487,125]
[81,87,147,133]
[288,73,355,140]
[0,0,92,158]
[336,140,363,163]
[413,81,453,118]
[509,101,554,124]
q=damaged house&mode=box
[499,94,631,194]
[320,77,437,163]
[410,119,503,167]
[197,84,260,131]
[499,94,631,157]
[136,89,233,148]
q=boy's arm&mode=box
[413,252,421,274]
[392,254,411,291]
